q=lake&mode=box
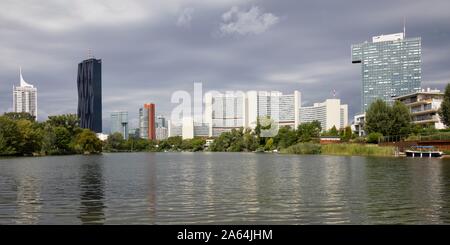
[1,152,450,224]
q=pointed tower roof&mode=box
[19,67,33,87]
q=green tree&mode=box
[365,99,391,135]
[73,129,102,154]
[47,114,80,136]
[167,136,183,150]
[16,119,43,155]
[3,112,35,121]
[264,138,275,151]
[366,132,383,144]
[439,83,450,127]
[297,121,321,142]
[340,126,353,142]
[243,128,258,151]
[390,100,412,136]
[0,116,21,155]
[105,132,126,151]
[273,126,297,149]
[54,126,73,153]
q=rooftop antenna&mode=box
[403,17,406,38]
[87,48,94,59]
[332,89,336,98]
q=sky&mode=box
[1,0,450,132]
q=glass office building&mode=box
[77,58,102,133]
[352,32,421,112]
[110,111,129,139]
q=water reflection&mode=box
[16,176,42,224]
[78,156,105,224]
[1,153,450,224]
[439,161,450,222]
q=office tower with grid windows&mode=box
[352,32,421,112]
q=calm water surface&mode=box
[1,152,450,224]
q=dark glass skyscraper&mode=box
[77,58,102,133]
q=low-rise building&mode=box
[393,88,445,129]
[351,113,366,137]
[300,99,348,131]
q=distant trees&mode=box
[0,112,101,156]
[365,99,412,136]
[297,121,321,142]
[439,83,450,127]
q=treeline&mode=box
[104,133,206,152]
[0,113,102,156]
[208,121,354,152]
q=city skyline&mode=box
[1,1,450,132]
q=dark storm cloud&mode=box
[1,0,450,132]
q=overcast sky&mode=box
[1,0,450,132]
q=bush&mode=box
[351,137,366,144]
[280,143,321,154]
[366,132,383,144]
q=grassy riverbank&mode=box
[280,143,395,156]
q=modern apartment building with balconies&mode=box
[393,88,445,129]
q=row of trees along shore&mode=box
[0,113,101,156]
[2,84,450,157]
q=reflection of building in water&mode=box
[409,161,443,223]
[16,176,42,224]
[78,160,105,224]
[146,154,157,224]
[440,162,450,222]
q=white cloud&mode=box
[219,6,279,36]
[176,8,194,28]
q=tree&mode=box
[366,132,383,144]
[264,138,275,151]
[341,126,353,142]
[390,100,412,136]
[16,119,43,155]
[167,136,183,150]
[273,126,297,149]
[0,116,21,155]
[365,99,391,135]
[297,121,321,142]
[73,129,102,154]
[3,112,35,121]
[365,99,412,137]
[322,125,339,137]
[242,128,258,152]
[47,114,80,136]
[439,83,450,127]
[105,132,126,151]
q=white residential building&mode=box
[393,88,445,129]
[13,68,37,119]
[300,99,348,131]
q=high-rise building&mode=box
[139,103,156,140]
[204,92,246,137]
[352,32,421,112]
[300,99,348,131]
[77,58,102,133]
[156,115,167,128]
[246,90,301,129]
[110,111,129,139]
[202,90,301,137]
[13,68,37,119]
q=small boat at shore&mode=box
[405,146,443,158]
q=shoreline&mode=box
[4,150,448,159]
